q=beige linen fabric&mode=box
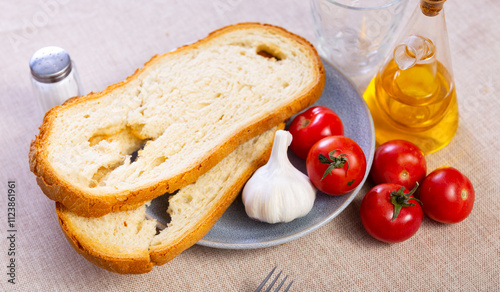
[0,0,498,291]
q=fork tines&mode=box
[255,266,294,292]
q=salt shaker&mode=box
[30,46,82,114]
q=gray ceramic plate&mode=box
[146,59,375,249]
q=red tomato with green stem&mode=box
[419,167,474,224]
[306,136,366,195]
[288,106,344,160]
[360,183,423,243]
[370,140,426,190]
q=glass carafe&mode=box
[363,0,458,154]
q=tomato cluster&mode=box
[361,140,475,243]
[288,106,366,196]
[288,106,475,244]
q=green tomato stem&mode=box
[390,182,420,221]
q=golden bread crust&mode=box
[56,203,155,274]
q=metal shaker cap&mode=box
[30,46,72,83]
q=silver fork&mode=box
[255,266,293,292]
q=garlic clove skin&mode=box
[242,130,316,224]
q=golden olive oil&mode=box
[363,58,458,154]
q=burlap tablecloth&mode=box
[1,0,498,291]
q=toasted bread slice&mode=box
[56,126,280,274]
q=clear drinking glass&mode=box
[311,0,409,76]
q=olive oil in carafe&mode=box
[363,0,459,154]
[364,56,458,154]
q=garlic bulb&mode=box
[242,130,316,223]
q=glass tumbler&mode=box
[311,0,409,76]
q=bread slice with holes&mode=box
[30,22,325,217]
[56,125,280,274]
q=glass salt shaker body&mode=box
[30,46,82,114]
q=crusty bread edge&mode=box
[56,205,155,274]
[30,22,326,217]
[55,123,283,274]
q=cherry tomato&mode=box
[419,167,474,224]
[288,106,344,159]
[306,136,366,195]
[360,183,423,243]
[370,140,426,190]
